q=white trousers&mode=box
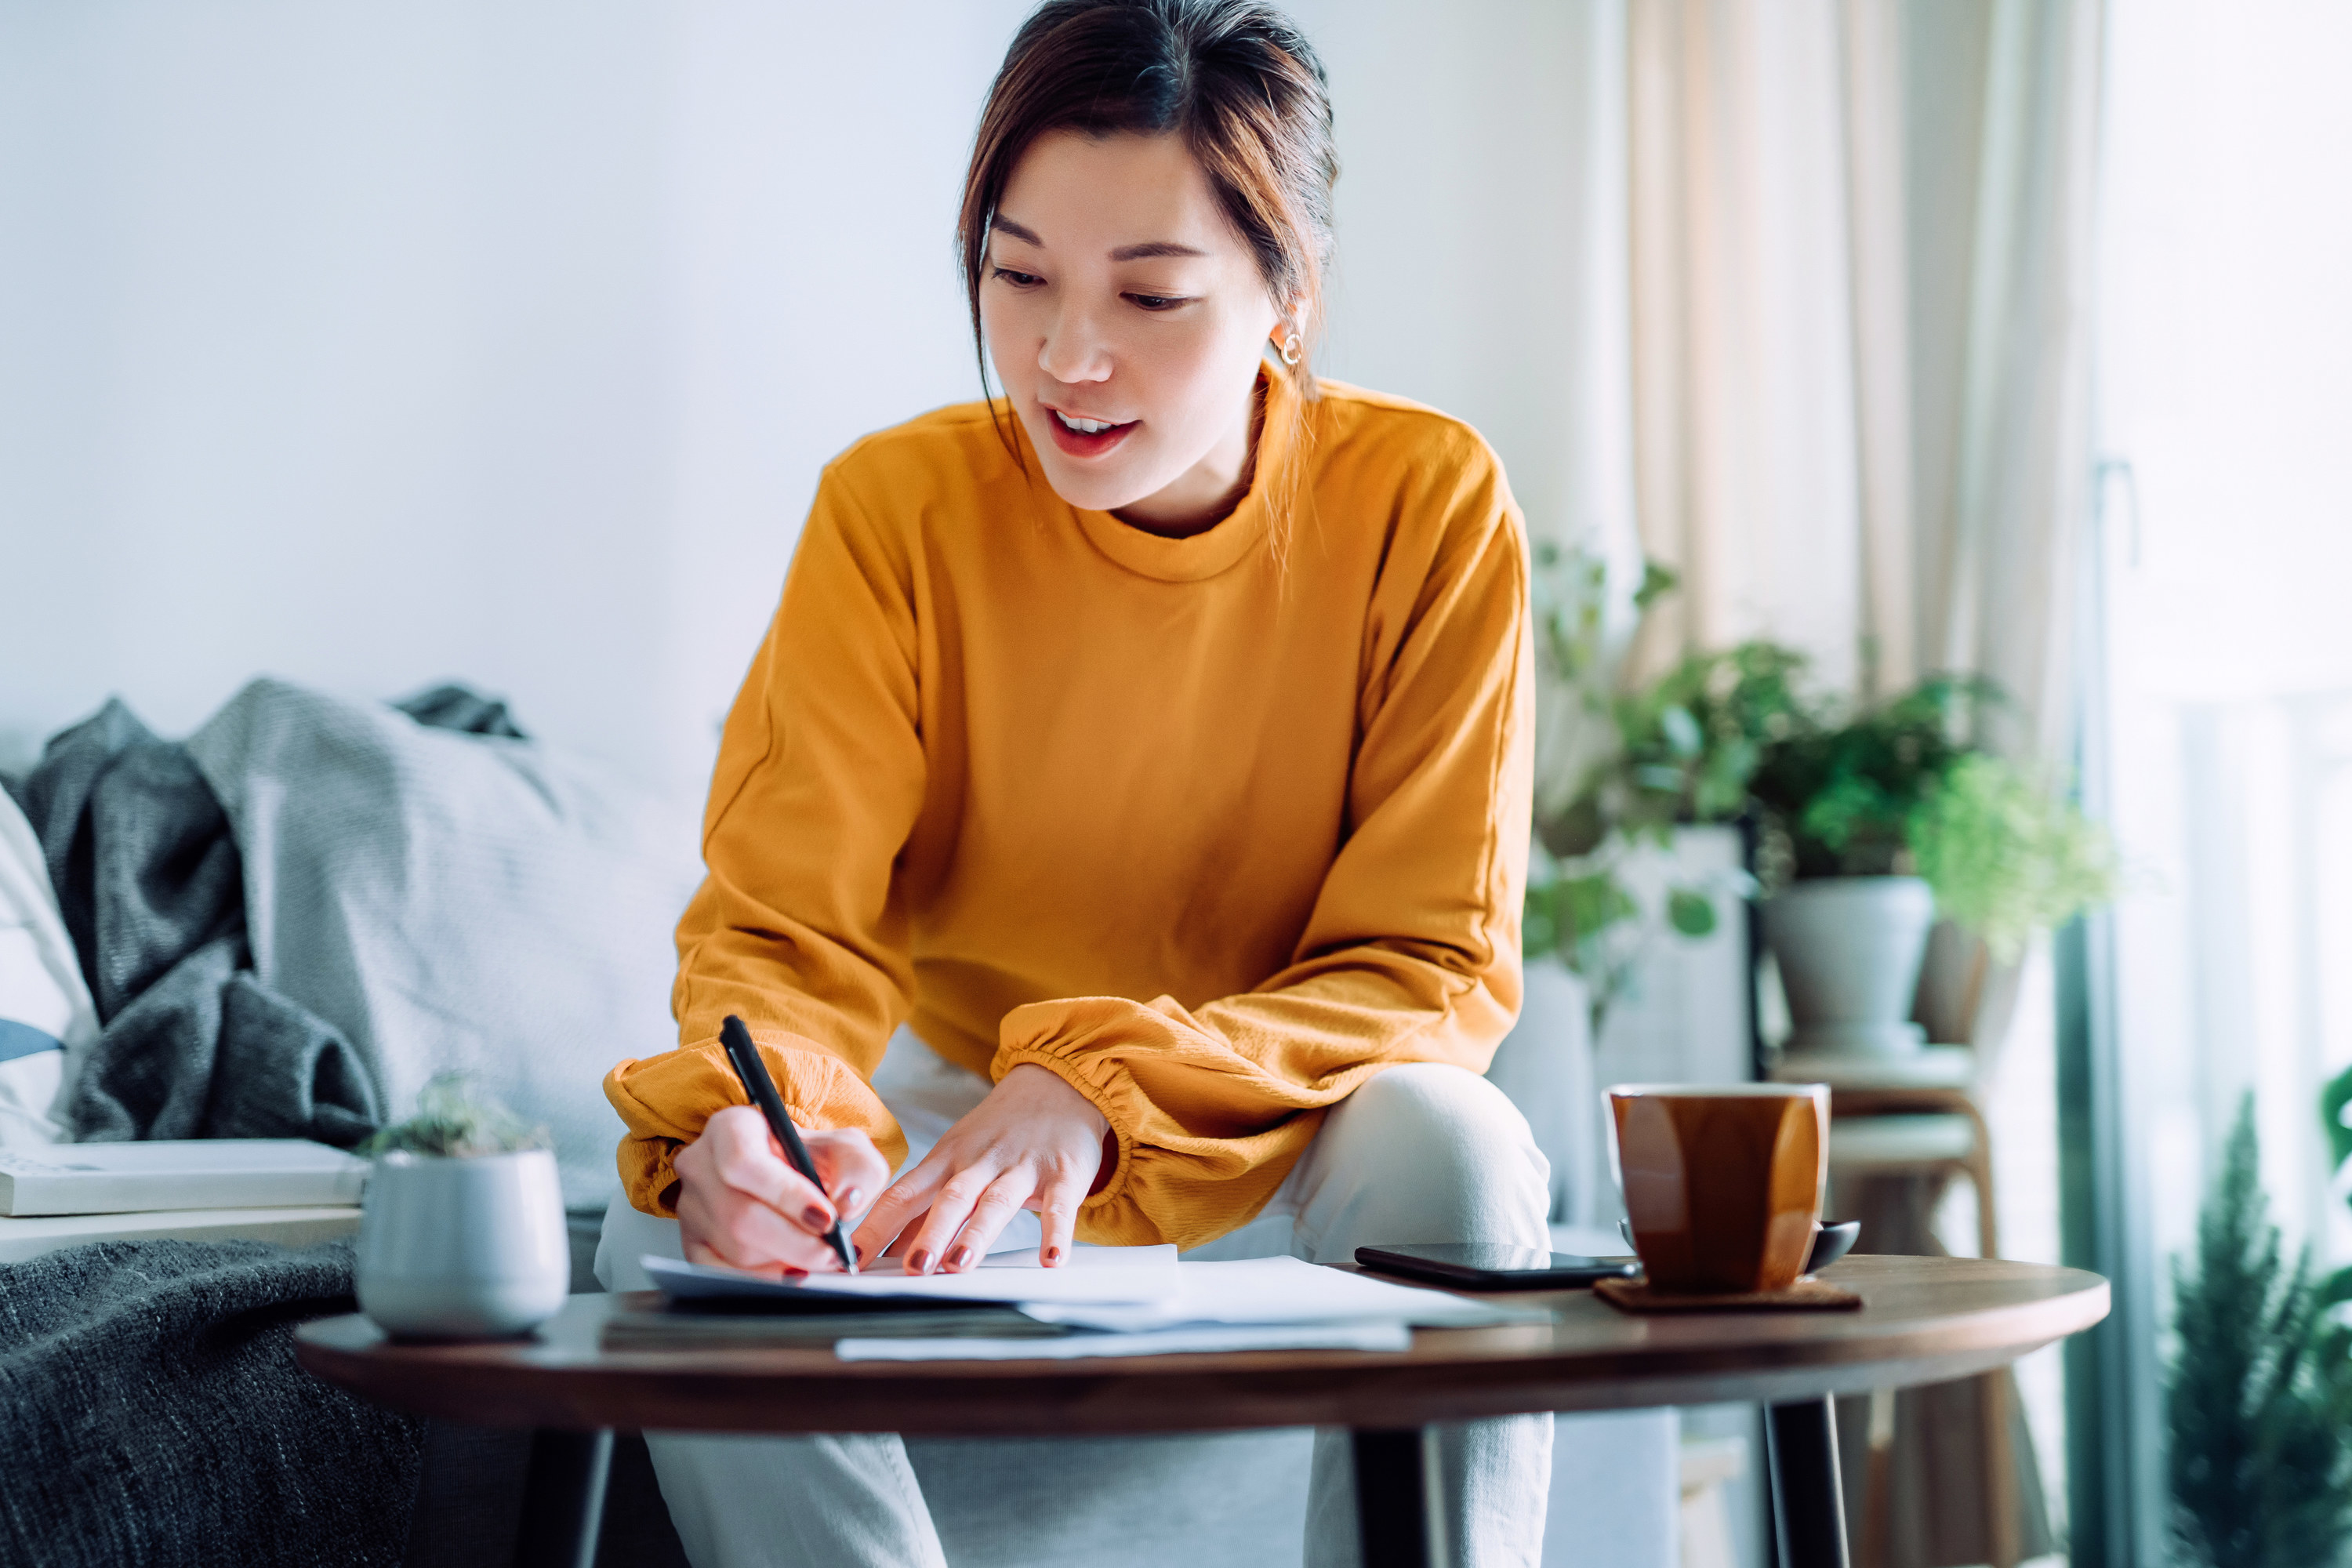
[597,1032,1555,1568]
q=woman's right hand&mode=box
[673,1105,891,1276]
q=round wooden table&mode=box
[296,1254,2107,1568]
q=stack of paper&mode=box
[637,1249,1543,1361]
[601,1305,1066,1350]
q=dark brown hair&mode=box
[958,0,1338,464]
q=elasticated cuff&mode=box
[990,1044,1138,1216]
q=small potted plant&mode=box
[1748,678,2117,1058]
[354,1073,569,1340]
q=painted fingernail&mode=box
[1044,1245,1063,1266]
[946,1243,973,1271]
[836,1188,863,1215]
[906,1247,932,1275]
[803,1204,833,1230]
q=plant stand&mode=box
[1769,1050,2029,1568]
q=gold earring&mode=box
[1278,332,1302,367]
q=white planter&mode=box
[1485,956,1594,1224]
[1760,876,1935,1058]
[1591,824,1755,1087]
[355,1148,569,1340]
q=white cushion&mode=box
[0,1049,64,1148]
[183,680,704,1204]
[0,790,95,1146]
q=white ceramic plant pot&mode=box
[1760,876,1936,1058]
[1483,956,1595,1225]
[355,1148,568,1340]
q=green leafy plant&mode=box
[1523,545,1781,1028]
[1544,639,1809,861]
[1747,674,1999,879]
[1908,753,2119,960]
[1746,675,2117,955]
[361,1073,546,1158]
[2314,1065,2352,1336]
[2166,1094,2352,1568]
[1523,543,2117,1020]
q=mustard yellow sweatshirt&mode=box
[604,368,1534,1250]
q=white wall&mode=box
[0,0,1629,799]
[1296,0,1633,564]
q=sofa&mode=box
[5,680,1678,1566]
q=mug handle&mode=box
[1806,1219,1861,1273]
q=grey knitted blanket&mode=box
[18,679,698,1203]
[0,1238,419,1567]
[17,700,379,1146]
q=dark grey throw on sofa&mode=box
[0,1238,421,1568]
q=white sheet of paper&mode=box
[931,1241,1175,1272]
[648,1250,1537,1332]
[644,1251,1182,1307]
[833,1319,1412,1362]
[1016,1256,1543,1332]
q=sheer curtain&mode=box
[1626,0,1872,698]
[1619,4,2103,1563]
[1624,0,2103,1064]
[2091,2,2352,1557]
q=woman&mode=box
[599,2,1552,1562]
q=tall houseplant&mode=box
[2166,1095,2352,1567]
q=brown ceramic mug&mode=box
[1606,1083,1831,1294]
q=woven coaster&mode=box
[1594,1276,1862,1314]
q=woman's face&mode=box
[982,130,1286,533]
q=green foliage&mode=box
[1521,866,1639,987]
[1526,543,1804,849]
[2166,1095,2352,1568]
[2319,1062,2352,1369]
[361,1073,546,1159]
[1908,753,2119,960]
[1665,887,1717,938]
[1523,545,1766,1027]
[1742,673,2116,946]
[1522,542,2118,1009]
[1747,674,1999,878]
[1591,640,1809,849]
[2323,1063,2352,1177]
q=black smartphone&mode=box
[1354,1243,1639,1290]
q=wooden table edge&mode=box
[294,1261,2110,1437]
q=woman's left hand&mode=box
[851,1063,1110,1272]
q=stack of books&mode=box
[0,1140,368,1215]
[0,1140,369,1263]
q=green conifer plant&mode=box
[2166,1094,2352,1568]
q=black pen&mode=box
[717,1014,858,1274]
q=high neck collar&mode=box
[1054,362,1301,584]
